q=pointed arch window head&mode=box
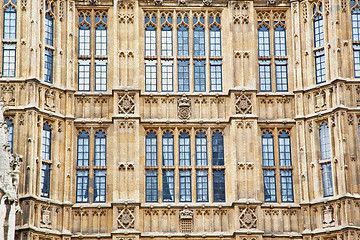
[179,131,191,166]
[146,130,157,166]
[212,130,224,166]
[3,0,17,40]
[5,118,13,153]
[313,5,324,48]
[274,22,286,57]
[77,130,90,166]
[195,130,207,166]
[319,122,331,160]
[161,14,173,57]
[42,122,52,160]
[45,13,54,46]
[162,130,174,166]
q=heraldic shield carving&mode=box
[178,95,191,120]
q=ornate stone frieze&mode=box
[237,162,254,169]
[117,206,135,229]
[235,94,252,114]
[203,0,212,6]
[118,93,135,114]
[178,96,191,120]
[239,207,257,229]
[1,84,15,106]
[119,162,135,170]
[302,1,308,23]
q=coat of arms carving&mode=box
[178,95,191,120]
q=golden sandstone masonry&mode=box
[0,0,360,239]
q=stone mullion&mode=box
[174,127,179,203]
[88,127,95,203]
[205,10,210,93]
[191,127,196,202]
[310,120,321,200]
[207,127,212,203]
[90,10,96,92]
[273,127,281,202]
[337,112,347,195]
[158,127,162,202]
[189,10,194,92]
[157,10,161,92]
[269,12,276,92]
[173,10,177,93]
[327,115,338,196]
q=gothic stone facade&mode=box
[0,0,360,240]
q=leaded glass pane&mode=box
[146,131,157,166]
[196,131,207,166]
[264,170,276,202]
[94,170,106,202]
[196,170,208,202]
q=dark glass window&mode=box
[3,4,16,40]
[258,23,270,57]
[177,14,189,56]
[194,60,206,92]
[146,170,158,202]
[162,130,174,166]
[78,59,90,91]
[278,131,291,166]
[163,170,174,202]
[145,60,157,92]
[319,122,331,160]
[161,60,173,92]
[94,170,106,202]
[95,59,107,91]
[322,163,334,197]
[145,14,156,56]
[44,49,53,83]
[262,131,274,167]
[42,122,52,160]
[179,170,191,202]
[274,23,286,56]
[263,170,276,202]
[95,13,107,56]
[315,50,326,84]
[77,130,90,167]
[212,130,224,165]
[193,15,205,56]
[209,15,221,57]
[313,11,324,48]
[210,60,222,92]
[45,13,54,46]
[178,60,189,92]
[352,6,360,41]
[95,130,106,166]
[161,14,172,56]
[41,163,51,198]
[196,170,208,202]
[275,60,288,91]
[213,170,225,202]
[5,118,13,153]
[76,170,89,202]
[146,130,157,166]
[2,43,16,77]
[179,131,191,166]
[196,130,207,166]
[259,60,271,92]
[280,170,294,202]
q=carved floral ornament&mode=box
[117,206,135,229]
[239,207,257,229]
[118,93,135,114]
[235,93,252,114]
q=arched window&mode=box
[5,117,13,153]
[42,122,52,160]
[145,13,156,56]
[278,130,291,166]
[352,0,360,77]
[78,12,91,91]
[195,130,207,166]
[3,1,17,40]
[319,122,330,160]
[45,10,54,84]
[179,131,190,166]
[313,5,325,84]
[258,23,270,57]
[95,13,107,91]
[45,13,54,46]
[77,130,89,166]
[262,130,274,167]
[145,130,157,166]
[193,14,205,56]
[162,130,174,166]
[177,14,189,56]
[212,130,224,166]
[94,130,106,166]
[209,15,222,93]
